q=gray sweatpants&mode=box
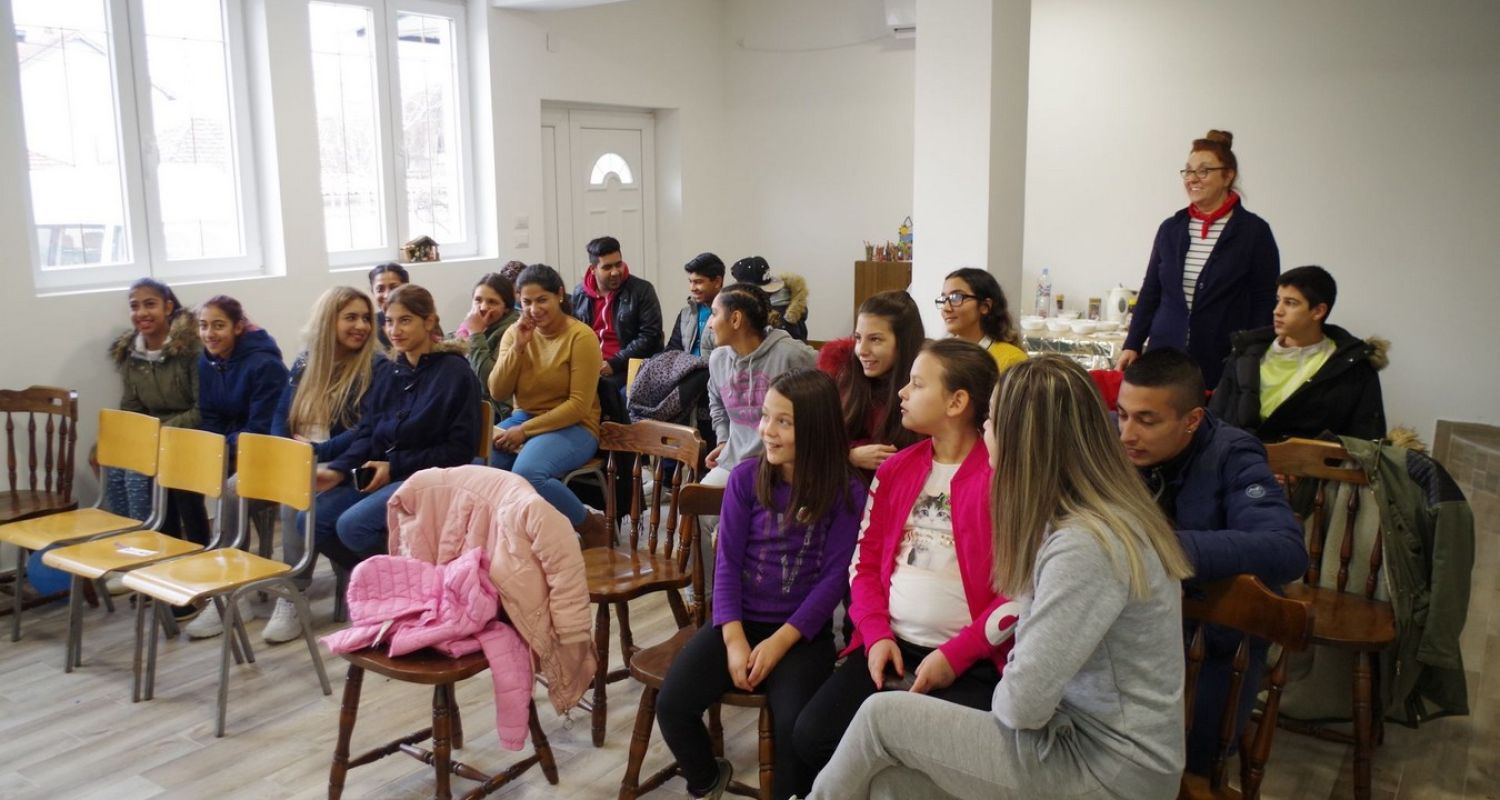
[808,691,1158,800]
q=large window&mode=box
[11,0,261,291]
[310,0,474,266]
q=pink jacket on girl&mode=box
[847,438,1017,675]
[386,466,596,713]
[321,548,535,750]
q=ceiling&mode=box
[490,0,635,10]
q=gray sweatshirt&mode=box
[707,328,816,471]
[992,526,1186,800]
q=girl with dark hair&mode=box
[488,264,609,545]
[816,290,926,477]
[655,370,866,800]
[312,284,482,570]
[804,356,1194,800]
[793,339,1013,776]
[103,277,208,545]
[187,294,289,637]
[262,286,386,643]
[703,283,817,487]
[938,267,1027,373]
[368,262,410,348]
[454,272,520,421]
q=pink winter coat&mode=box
[386,466,596,713]
[321,548,535,750]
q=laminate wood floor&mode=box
[1,479,1494,799]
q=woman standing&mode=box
[262,286,387,643]
[936,268,1027,373]
[703,284,817,486]
[313,285,481,570]
[105,278,208,543]
[188,295,289,638]
[1118,130,1280,389]
[804,356,1194,800]
[455,272,520,422]
[487,264,608,546]
[817,291,926,478]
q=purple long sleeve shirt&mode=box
[711,459,866,640]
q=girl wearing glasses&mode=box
[1117,130,1280,389]
[936,268,1027,373]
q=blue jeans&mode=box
[489,410,597,525]
[298,479,406,571]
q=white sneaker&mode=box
[184,596,253,639]
[261,598,303,644]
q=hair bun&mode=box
[1205,129,1234,149]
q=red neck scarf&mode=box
[1187,192,1239,239]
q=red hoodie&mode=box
[581,263,629,361]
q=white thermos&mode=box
[1106,285,1136,323]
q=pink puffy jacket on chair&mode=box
[321,548,535,750]
[385,465,596,713]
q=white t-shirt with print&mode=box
[887,461,969,648]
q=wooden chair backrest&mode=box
[235,434,315,512]
[1265,437,1379,596]
[96,409,162,477]
[1183,575,1314,798]
[476,403,493,461]
[674,483,725,626]
[600,420,704,556]
[0,386,79,500]
[156,428,227,498]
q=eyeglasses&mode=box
[1180,166,1228,180]
[934,292,978,309]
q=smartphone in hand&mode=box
[881,671,915,692]
[352,466,376,491]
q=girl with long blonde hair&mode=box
[261,286,388,644]
[805,355,1194,800]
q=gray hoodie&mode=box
[707,328,816,471]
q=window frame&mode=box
[315,0,477,268]
[8,0,265,293]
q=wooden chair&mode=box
[583,420,704,747]
[123,433,332,736]
[0,408,159,641]
[619,484,775,800]
[44,427,227,672]
[328,646,559,800]
[0,385,78,525]
[1264,438,1395,800]
[1181,575,1315,800]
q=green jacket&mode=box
[1341,436,1474,724]
[463,309,519,422]
[109,311,202,428]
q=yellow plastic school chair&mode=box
[0,409,160,641]
[44,427,227,673]
[122,433,332,737]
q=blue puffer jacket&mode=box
[1143,411,1307,773]
[327,343,481,481]
[1145,413,1307,586]
[271,351,393,464]
[198,327,288,463]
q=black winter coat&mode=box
[1208,324,1387,443]
[569,274,664,373]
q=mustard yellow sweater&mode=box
[489,317,602,439]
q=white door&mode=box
[541,107,657,290]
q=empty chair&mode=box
[0,408,157,641]
[123,433,332,736]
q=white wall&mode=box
[719,0,914,339]
[0,0,730,502]
[1022,0,1500,438]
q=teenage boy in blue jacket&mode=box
[1116,347,1307,774]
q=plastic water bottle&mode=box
[1035,268,1053,318]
